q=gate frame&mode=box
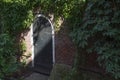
[30,14,55,67]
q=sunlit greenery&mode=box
[0,0,33,79]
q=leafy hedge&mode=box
[0,0,33,79]
[0,0,33,35]
[70,0,120,79]
[32,0,76,19]
[0,34,18,79]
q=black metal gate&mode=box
[32,15,54,75]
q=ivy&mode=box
[0,0,33,35]
[0,34,18,79]
[0,0,33,79]
[70,0,120,79]
[1,0,120,79]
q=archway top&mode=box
[36,14,55,34]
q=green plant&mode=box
[70,0,120,79]
[32,0,82,24]
[0,1,33,79]
[0,0,33,35]
[0,34,18,79]
[20,40,27,53]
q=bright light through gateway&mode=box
[34,26,52,57]
[31,14,55,67]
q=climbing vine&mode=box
[70,0,120,79]
[0,0,33,79]
[0,0,120,79]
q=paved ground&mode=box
[24,73,49,80]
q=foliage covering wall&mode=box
[0,0,33,79]
[0,0,120,79]
[70,0,120,79]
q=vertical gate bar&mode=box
[31,23,34,67]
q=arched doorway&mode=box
[31,14,55,75]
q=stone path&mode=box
[24,73,49,80]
